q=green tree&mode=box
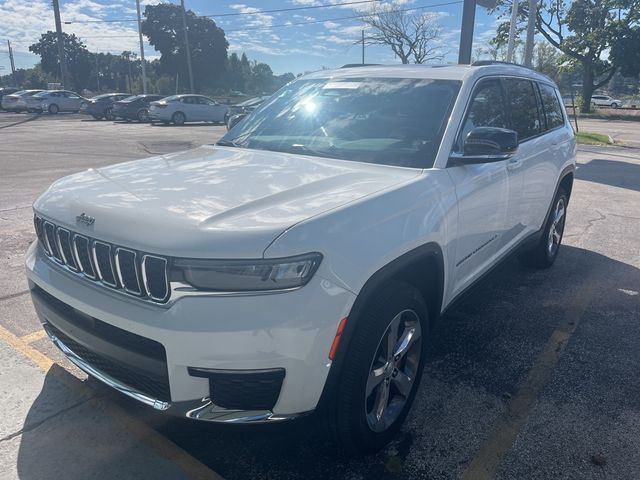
[141,2,228,92]
[494,0,640,112]
[29,31,92,91]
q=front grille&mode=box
[33,285,171,402]
[34,215,170,303]
[47,323,171,402]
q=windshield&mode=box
[160,95,181,102]
[33,91,52,97]
[92,93,117,100]
[219,77,460,169]
[238,96,266,107]
[121,95,141,102]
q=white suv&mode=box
[26,63,576,453]
[591,94,622,108]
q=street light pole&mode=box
[523,0,537,67]
[180,0,195,93]
[458,0,476,64]
[506,0,520,63]
[135,0,148,94]
[52,0,69,87]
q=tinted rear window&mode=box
[538,83,564,130]
[504,78,541,141]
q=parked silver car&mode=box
[1,90,43,112]
[23,90,85,114]
[591,94,623,108]
[149,95,229,125]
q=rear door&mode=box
[447,78,510,296]
[499,77,545,249]
[201,97,227,122]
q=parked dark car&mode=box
[112,94,165,122]
[80,93,130,120]
[0,87,20,109]
[224,95,270,125]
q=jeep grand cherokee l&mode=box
[26,63,576,453]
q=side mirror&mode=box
[450,127,518,166]
[227,113,248,131]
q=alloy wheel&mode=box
[547,197,566,257]
[365,309,422,432]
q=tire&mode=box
[519,187,568,268]
[137,108,149,122]
[104,107,114,121]
[172,111,186,125]
[611,103,619,109]
[325,280,429,454]
[48,104,59,114]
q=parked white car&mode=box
[149,94,229,125]
[1,89,43,112]
[591,94,622,108]
[23,90,85,114]
[27,62,576,453]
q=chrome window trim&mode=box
[141,254,169,302]
[114,247,142,296]
[55,227,78,272]
[92,241,118,288]
[72,234,97,279]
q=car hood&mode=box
[34,146,420,258]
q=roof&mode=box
[303,63,556,85]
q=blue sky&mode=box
[0,0,501,75]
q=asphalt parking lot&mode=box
[0,112,639,480]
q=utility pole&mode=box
[458,0,476,64]
[523,0,537,67]
[135,0,148,94]
[95,51,100,91]
[52,0,69,87]
[180,0,195,93]
[7,40,16,85]
[506,0,520,63]
[362,30,365,64]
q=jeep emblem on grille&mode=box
[76,212,95,226]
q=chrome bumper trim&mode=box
[43,324,308,423]
[43,324,170,411]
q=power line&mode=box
[64,0,381,24]
[76,1,464,38]
[224,1,464,32]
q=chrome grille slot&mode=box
[32,215,170,304]
[115,248,142,295]
[142,255,169,302]
[73,235,96,279]
[34,216,49,255]
[56,228,78,271]
[44,221,63,263]
[93,241,118,287]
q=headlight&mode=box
[171,253,322,292]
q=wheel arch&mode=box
[316,242,444,412]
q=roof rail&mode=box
[470,60,555,83]
[340,63,381,68]
[471,60,533,68]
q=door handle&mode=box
[507,158,523,170]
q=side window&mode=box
[504,78,541,142]
[458,79,508,149]
[538,83,564,130]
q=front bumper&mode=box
[26,241,354,422]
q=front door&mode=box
[447,78,510,297]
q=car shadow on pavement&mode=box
[16,246,640,480]
[577,158,640,192]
